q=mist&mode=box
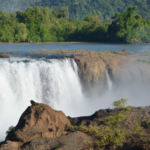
[0,57,150,141]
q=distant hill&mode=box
[0,0,150,21]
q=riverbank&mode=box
[0,41,149,45]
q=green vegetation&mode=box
[67,99,150,149]
[98,50,114,56]
[0,6,150,43]
[141,118,150,126]
[112,98,127,109]
[143,50,150,56]
[1,0,150,22]
[6,126,15,135]
[33,105,44,114]
[5,49,117,58]
[137,58,150,63]
[108,6,150,43]
[114,50,134,55]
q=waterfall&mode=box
[1,58,149,142]
[105,68,113,90]
[0,58,86,141]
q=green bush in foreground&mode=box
[67,99,130,149]
[67,99,150,149]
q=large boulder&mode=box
[6,100,70,142]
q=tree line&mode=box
[1,0,150,22]
[0,6,150,44]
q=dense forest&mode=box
[0,6,150,44]
[0,0,150,21]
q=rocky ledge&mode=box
[1,100,150,150]
[0,53,10,58]
[73,53,150,95]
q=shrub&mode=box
[6,125,15,135]
[141,118,150,126]
[112,98,128,109]
[103,112,127,128]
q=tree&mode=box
[112,99,127,109]
[15,23,28,42]
[107,6,146,43]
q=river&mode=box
[0,43,150,53]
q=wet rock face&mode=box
[0,53,10,58]
[74,54,150,93]
[74,55,108,96]
[6,100,70,142]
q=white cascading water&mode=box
[0,58,83,141]
[105,68,113,90]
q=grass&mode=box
[98,50,114,56]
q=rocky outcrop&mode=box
[0,101,94,150]
[6,100,70,143]
[68,106,150,129]
[0,53,10,58]
[74,54,150,93]
[1,101,150,150]
[100,55,150,85]
[74,55,108,95]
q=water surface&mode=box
[0,43,150,53]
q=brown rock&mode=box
[0,140,19,150]
[74,55,107,95]
[0,53,10,58]
[99,54,128,83]
[74,54,150,95]
[6,100,70,142]
[21,131,93,150]
[122,49,128,52]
